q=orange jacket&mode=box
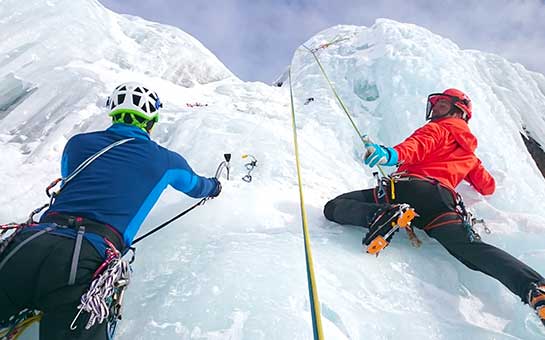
[393,117,495,195]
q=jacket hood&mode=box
[434,117,477,152]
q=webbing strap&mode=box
[0,226,56,272]
[68,226,85,285]
[47,138,135,202]
[423,212,463,231]
[62,138,134,187]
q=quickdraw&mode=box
[70,239,131,337]
[0,220,39,258]
[310,36,351,53]
[1,205,49,256]
[241,154,257,183]
[0,224,22,256]
[374,172,386,199]
[456,194,491,241]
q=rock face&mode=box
[522,130,545,178]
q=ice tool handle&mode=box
[131,157,229,246]
[215,153,231,180]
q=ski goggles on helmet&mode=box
[425,93,470,120]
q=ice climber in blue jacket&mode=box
[0,82,222,340]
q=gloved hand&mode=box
[209,178,222,198]
[364,143,398,167]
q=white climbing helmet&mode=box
[107,82,162,124]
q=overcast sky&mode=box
[99,0,545,83]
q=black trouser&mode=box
[324,178,545,303]
[0,230,107,339]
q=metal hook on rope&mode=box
[241,154,257,183]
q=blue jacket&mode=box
[37,123,219,256]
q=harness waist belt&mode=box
[42,213,125,251]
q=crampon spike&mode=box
[365,207,417,255]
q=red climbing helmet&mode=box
[426,88,472,121]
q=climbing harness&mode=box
[382,173,491,242]
[288,67,324,340]
[241,154,257,182]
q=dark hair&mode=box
[451,106,464,116]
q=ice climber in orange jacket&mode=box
[324,88,545,327]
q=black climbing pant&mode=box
[324,178,545,303]
[0,230,107,340]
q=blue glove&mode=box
[364,143,398,167]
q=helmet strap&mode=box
[145,120,155,133]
